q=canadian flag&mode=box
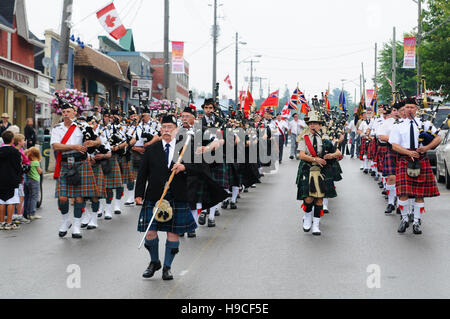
[281,102,291,120]
[96,2,127,40]
[224,75,233,90]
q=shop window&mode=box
[0,87,5,114]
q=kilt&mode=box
[383,150,398,177]
[210,163,229,189]
[91,164,107,198]
[376,145,389,173]
[103,157,123,190]
[359,137,369,159]
[296,161,337,200]
[137,200,197,234]
[55,160,100,199]
[367,138,377,160]
[396,155,440,198]
[115,154,134,185]
[228,163,242,187]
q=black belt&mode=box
[61,153,87,163]
[379,142,389,147]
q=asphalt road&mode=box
[1,153,449,299]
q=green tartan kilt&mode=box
[115,154,134,185]
[228,163,242,187]
[103,157,123,190]
[55,160,100,199]
[210,163,229,189]
[91,164,107,198]
[296,161,337,200]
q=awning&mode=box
[8,81,54,101]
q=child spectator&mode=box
[13,134,31,225]
[24,147,42,220]
[0,131,22,230]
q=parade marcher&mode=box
[51,102,101,239]
[296,111,342,235]
[389,97,441,234]
[274,113,288,164]
[357,110,371,173]
[288,113,306,160]
[135,115,197,280]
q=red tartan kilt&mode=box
[55,160,100,198]
[360,138,368,159]
[396,156,440,198]
[91,164,107,198]
[115,155,134,185]
[367,139,377,160]
[383,150,398,177]
[104,157,123,190]
[376,145,389,172]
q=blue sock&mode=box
[106,191,113,204]
[127,181,134,191]
[74,202,84,219]
[116,187,124,200]
[164,241,180,268]
[144,237,159,262]
[58,200,69,215]
[91,201,100,213]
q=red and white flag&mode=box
[281,102,291,120]
[96,2,127,40]
[224,75,233,90]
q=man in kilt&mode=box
[371,105,386,181]
[51,103,101,239]
[389,97,441,234]
[377,102,402,215]
[357,110,372,173]
[296,111,342,236]
[135,115,197,280]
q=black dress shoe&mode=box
[215,210,221,216]
[208,219,216,227]
[381,189,387,195]
[221,200,229,209]
[198,213,206,225]
[143,261,162,278]
[87,225,96,230]
[72,233,82,239]
[371,171,376,177]
[179,233,185,237]
[378,182,384,188]
[97,212,103,218]
[364,169,369,174]
[243,189,248,193]
[385,204,395,214]
[397,219,409,233]
[187,231,196,238]
[230,202,237,209]
[413,224,422,235]
[323,209,329,214]
[396,207,401,215]
[114,210,121,215]
[408,214,414,224]
[81,223,88,229]
[289,156,294,160]
[162,266,173,280]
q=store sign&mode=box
[0,59,36,88]
[131,78,152,100]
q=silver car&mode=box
[436,130,450,189]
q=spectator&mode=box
[13,134,31,225]
[24,147,42,220]
[0,113,11,137]
[0,131,22,230]
[7,125,20,135]
[24,118,37,149]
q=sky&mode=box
[26,0,421,102]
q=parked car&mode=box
[428,103,450,172]
[435,130,450,189]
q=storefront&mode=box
[0,57,53,132]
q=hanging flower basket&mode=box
[51,89,91,115]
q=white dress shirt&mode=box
[389,117,437,149]
[50,121,84,154]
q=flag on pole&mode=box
[385,76,393,89]
[96,2,127,40]
[260,90,280,109]
[370,87,378,114]
[243,90,254,118]
[224,75,233,90]
[338,90,346,113]
[288,90,299,110]
[324,90,331,111]
[281,102,291,119]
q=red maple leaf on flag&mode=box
[105,15,116,28]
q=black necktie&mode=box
[313,135,318,153]
[165,143,170,166]
[410,121,415,150]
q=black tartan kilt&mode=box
[137,200,197,234]
[210,163,229,189]
[228,163,241,187]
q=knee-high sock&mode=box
[58,200,70,215]
[74,202,84,219]
[398,199,409,221]
[164,240,180,268]
[116,187,124,200]
[106,191,114,204]
[127,181,134,191]
[91,201,100,213]
[144,237,159,262]
[209,203,220,221]
[323,198,328,210]
[387,184,396,205]
[191,203,201,223]
[231,186,239,203]
[414,202,425,224]
[313,205,323,219]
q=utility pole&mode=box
[374,42,377,89]
[392,27,397,93]
[55,0,73,91]
[164,0,169,99]
[417,0,422,95]
[212,0,218,97]
[361,62,366,108]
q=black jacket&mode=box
[25,125,37,148]
[0,145,22,201]
[135,140,193,202]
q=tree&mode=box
[420,0,450,95]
